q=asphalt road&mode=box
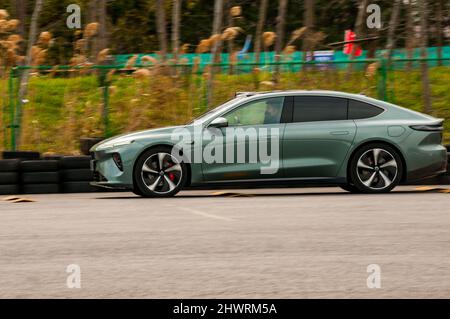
[0,186,449,298]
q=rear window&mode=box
[348,99,384,119]
[293,96,348,122]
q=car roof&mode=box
[236,90,437,122]
[237,90,372,101]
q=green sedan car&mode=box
[90,90,447,197]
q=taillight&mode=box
[410,124,443,132]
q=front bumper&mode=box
[90,143,142,189]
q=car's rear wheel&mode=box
[349,143,403,193]
[133,147,186,197]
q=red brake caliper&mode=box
[166,162,176,181]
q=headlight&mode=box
[112,140,135,147]
[96,139,135,150]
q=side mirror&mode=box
[209,117,228,128]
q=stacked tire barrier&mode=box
[2,151,40,160]
[0,159,20,195]
[21,160,60,194]
[0,152,100,195]
[60,156,97,193]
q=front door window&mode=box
[224,97,284,126]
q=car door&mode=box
[201,96,288,182]
[283,95,356,178]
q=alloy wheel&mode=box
[356,148,398,190]
[141,152,183,194]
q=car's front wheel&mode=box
[133,147,187,197]
[349,143,403,193]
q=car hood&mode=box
[91,125,189,151]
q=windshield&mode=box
[188,97,243,124]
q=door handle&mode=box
[330,131,349,135]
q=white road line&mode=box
[177,206,235,222]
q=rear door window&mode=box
[293,96,348,122]
[348,99,384,119]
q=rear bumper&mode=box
[405,150,448,182]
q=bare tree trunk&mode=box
[88,0,96,22]
[385,0,401,61]
[14,0,44,148]
[155,0,168,61]
[302,0,314,63]
[14,0,26,52]
[171,0,181,63]
[272,0,288,84]
[435,0,443,66]
[87,0,98,62]
[418,0,432,114]
[211,0,224,63]
[347,0,368,73]
[226,1,234,74]
[353,0,367,44]
[254,0,268,65]
[405,0,415,71]
[206,0,224,107]
[97,0,108,53]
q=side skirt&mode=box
[186,177,347,190]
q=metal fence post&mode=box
[8,68,17,151]
[103,81,110,137]
[377,57,388,101]
[98,66,111,138]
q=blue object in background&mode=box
[237,35,252,60]
[113,46,450,73]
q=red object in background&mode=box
[343,30,362,57]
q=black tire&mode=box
[0,159,21,172]
[22,172,60,184]
[21,160,59,172]
[62,181,98,193]
[133,146,187,197]
[339,183,361,193]
[2,151,40,160]
[61,169,94,182]
[0,184,20,195]
[0,172,19,184]
[132,187,144,196]
[42,154,64,160]
[349,143,403,193]
[22,183,60,194]
[60,156,91,169]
